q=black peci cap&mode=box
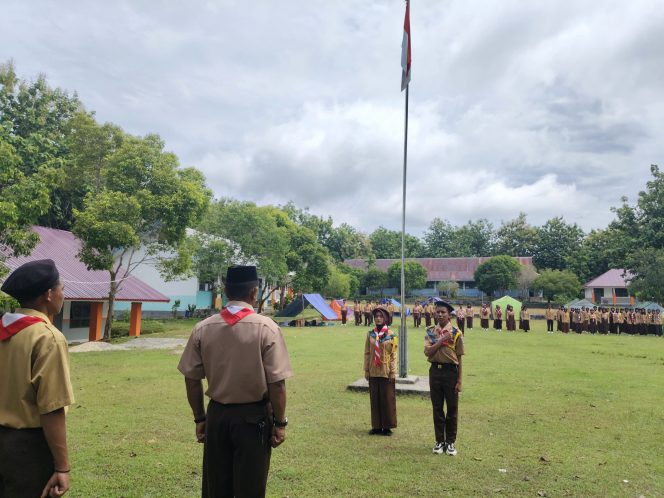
[434,299,454,313]
[1,259,60,301]
[225,265,258,286]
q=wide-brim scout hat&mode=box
[1,259,59,301]
[372,305,392,325]
[434,299,454,313]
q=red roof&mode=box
[2,227,169,302]
[344,256,534,281]
[583,269,632,289]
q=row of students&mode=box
[546,305,663,335]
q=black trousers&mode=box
[0,425,53,498]
[546,319,553,331]
[203,400,272,498]
[429,364,459,444]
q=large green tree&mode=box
[474,255,521,297]
[386,261,427,294]
[423,218,457,257]
[493,213,537,257]
[532,269,581,303]
[326,223,372,262]
[369,226,424,259]
[533,217,584,270]
[626,248,664,303]
[73,134,211,339]
[363,266,388,294]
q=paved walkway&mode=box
[70,337,187,353]
[347,375,430,395]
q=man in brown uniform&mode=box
[0,259,74,498]
[354,300,362,326]
[425,300,464,457]
[178,266,293,498]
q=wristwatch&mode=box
[273,416,288,428]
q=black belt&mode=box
[430,362,458,370]
[211,399,268,408]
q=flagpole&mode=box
[399,84,409,378]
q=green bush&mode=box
[111,320,166,338]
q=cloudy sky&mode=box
[3,0,663,236]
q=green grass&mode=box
[67,319,664,497]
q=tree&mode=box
[566,228,631,283]
[454,219,495,257]
[369,226,424,259]
[387,261,427,294]
[437,281,459,298]
[626,248,664,303]
[533,217,584,270]
[494,213,537,257]
[532,269,581,303]
[281,202,334,250]
[322,263,351,298]
[326,223,372,262]
[423,218,457,257]
[73,134,211,340]
[337,263,365,297]
[474,255,521,297]
[517,265,539,300]
[363,266,388,294]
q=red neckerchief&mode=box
[220,305,255,326]
[0,313,47,341]
[371,325,389,367]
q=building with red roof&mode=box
[1,226,170,342]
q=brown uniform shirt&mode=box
[0,309,75,429]
[424,322,465,365]
[178,301,293,404]
[363,328,397,378]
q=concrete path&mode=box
[70,337,187,353]
[347,375,430,395]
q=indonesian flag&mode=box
[401,0,411,91]
[0,313,46,341]
[220,305,255,326]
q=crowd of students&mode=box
[544,305,663,336]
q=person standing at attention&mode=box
[364,306,398,436]
[425,300,464,456]
[178,265,293,498]
[0,260,74,498]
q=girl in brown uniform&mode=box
[364,306,397,436]
[480,304,490,330]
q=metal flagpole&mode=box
[399,84,409,378]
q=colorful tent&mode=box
[331,299,355,320]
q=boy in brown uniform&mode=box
[425,300,464,457]
[0,259,75,498]
[178,266,293,498]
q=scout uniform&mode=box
[424,303,433,327]
[519,307,530,332]
[545,306,555,333]
[413,303,423,328]
[455,306,465,334]
[363,302,372,326]
[480,305,490,330]
[0,260,74,498]
[465,305,473,329]
[493,306,502,330]
[354,300,362,326]
[178,266,293,498]
[339,300,348,326]
[364,306,398,435]
[426,300,464,456]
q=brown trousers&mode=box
[368,377,397,429]
[429,363,459,444]
[0,425,54,498]
[203,400,272,498]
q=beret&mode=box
[434,299,455,313]
[225,265,258,286]
[1,259,60,301]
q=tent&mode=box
[275,293,338,321]
[331,299,355,320]
[491,295,523,318]
[565,298,595,308]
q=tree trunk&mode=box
[103,272,118,341]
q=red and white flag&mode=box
[0,312,46,341]
[401,0,412,91]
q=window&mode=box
[199,282,214,291]
[70,302,91,328]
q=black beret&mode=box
[434,299,454,313]
[1,259,60,301]
[225,265,258,286]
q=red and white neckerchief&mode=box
[0,313,46,341]
[372,325,389,367]
[220,305,255,326]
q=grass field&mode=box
[67,318,664,497]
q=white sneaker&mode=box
[446,442,457,456]
[433,442,446,454]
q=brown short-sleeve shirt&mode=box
[177,301,293,404]
[424,321,464,365]
[0,308,75,429]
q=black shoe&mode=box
[382,429,393,436]
[369,428,382,435]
